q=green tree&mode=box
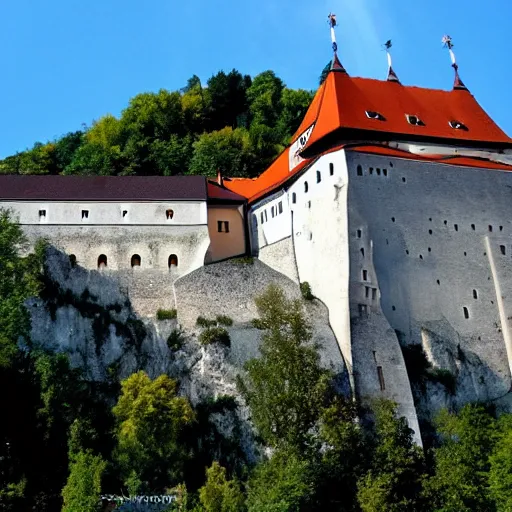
[149,134,193,176]
[53,131,84,174]
[198,462,245,512]
[61,451,106,512]
[113,371,195,493]
[237,285,331,450]
[489,415,512,511]
[246,71,284,127]
[277,89,314,143]
[189,127,251,178]
[424,403,497,512]
[246,449,316,512]
[357,400,426,512]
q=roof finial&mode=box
[442,35,467,91]
[383,40,400,83]
[328,13,347,73]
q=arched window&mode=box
[292,192,296,204]
[304,181,308,193]
[316,170,321,183]
[98,254,107,269]
[69,254,77,267]
[131,254,141,267]
[166,209,174,220]
[168,254,178,268]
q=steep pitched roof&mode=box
[0,175,208,201]
[224,68,512,203]
[302,71,512,155]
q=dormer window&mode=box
[365,110,385,121]
[406,114,424,126]
[449,120,468,131]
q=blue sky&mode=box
[0,0,510,158]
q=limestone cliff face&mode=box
[28,247,348,459]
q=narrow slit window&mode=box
[330,163,334,176]
[377,366,385,391]
[264,210,268,222]
[357,229,362,238]
[454,224,458,231]
[463,307,470,319]
[260,212,264,224]
[365,286,370,298]
[304,181,309,193]
[372,288,377,300]
[360,248,365,258]
[217,221,230,233]
[376,168,381,176]
[471,224,476,230]
[81,210,89,220]
[69,254,77,267]
[168,254,178,268]
[362,269,368,281]
[278,201,283,214]
[292,193,296,204]
[316,170,321,183]
[369,167,374,175]
[383,169,388,176]
[357,165,363,176]
[473,289,478,299]
[489,225,493,232]
[500,245,506,256]
[271,206,275,218]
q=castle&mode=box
[3,24,512,443]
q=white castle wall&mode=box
[345,150,512,411]
[4,200,207,225]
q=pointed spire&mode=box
[442,35,468,91]
[384,40,400,83]
[328,13,347,73]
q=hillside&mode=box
[0,70,315,178]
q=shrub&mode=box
[199,327,231,348]
[196,316,217,328]
[231,256,254,265]
[216,314,233,327]
[156,308,177,320]
[167,328,185,352]
[300,282,314,301]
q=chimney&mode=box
[217,170,223,187]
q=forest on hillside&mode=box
[0,70,323,179]
[2,210,512,511]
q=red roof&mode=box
[223,68,512,203]
[303,71,512,153]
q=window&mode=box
[365,286,370,298]
[406,114,425,126]
[360,248,365,258]
[471,224,475,230]
[357,165,363,176]
[264,210,268,222]
[97,254,107,269]
[81,210,89,220]
[463,307,470,319]
[278,201,283,214]
[316,170,321,183]
[473,289,478,299]
[362,269,368,281]
[304,181,308,193]
[217,221,229,233]
[39,209,46,219]
[131,254,141,267]
[168,254,178,268]
[501,245,507,256]
[369,167,374,175]
[489,225,493,232]
[377,366,385,391]
[330,163,334,176]
[357,229,362,238]
[383,169,388,176]
[449,120,468,130]
[122,210,128,218]
[271,206,275,218]
[166,209,174,220]
[454,224,459,231]
[260,212,265,224]
[292,193,296,204]
[358,304,368,316]
[372,288,377,300]
[376,168,381,176]
[365,110,385,121]
[69,254,77,267]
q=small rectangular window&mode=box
[358,304,368,317]
[357,229,362,239]
[38,209,46,218]
[122,210,128,218]
[218,221,230,233]
[372,288,377,300]
[362,270,368,281]
[278,201,283,214]
[81,210,89,219]
[377,366,385,391]
[365,286,370,298]
[500,245,506,256]
[260,212,264,224]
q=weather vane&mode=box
[382,39,400,82]
[328,13,338,53]
[442,35,466,90]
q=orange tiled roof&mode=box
[223,68,512,203]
